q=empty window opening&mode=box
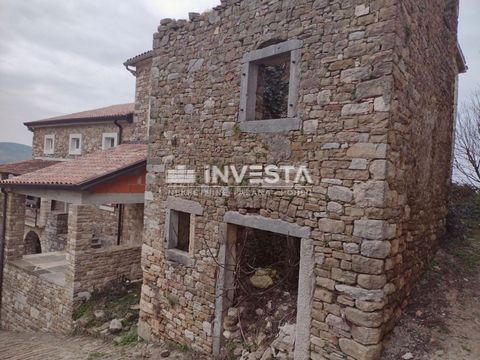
[222,226,300,355]
[24,231,42,255]
[238,39,302,133]
[168,210,192,253]
[255,55,290,120]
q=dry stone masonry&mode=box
[138,0,463,359]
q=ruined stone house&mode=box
[0,54,152,333]
[0,0,468,359]
[135,0,466,359]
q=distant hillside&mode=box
[0,142,32,164]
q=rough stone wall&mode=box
[0,191,4,237]
[121,203,144,245]
[0,262,73,334]
[126,59,152,142]
[43,212,68,252]
[383,0,460,333]
[71,244,142,299]
[66,204,142,301]
[31,124,122,159]
[4,192,26,260]
[138,0,459,358]
[89,205,119,247]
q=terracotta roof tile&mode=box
[24,103,134,128]
[124,51,154,66]
[1,143,147,189]
[0,159,60,176]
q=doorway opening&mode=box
[24,231,42,255]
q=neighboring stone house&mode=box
[136,1,466,360]
[0,144,147,333]
[1,50,153,255]
[0,52,153,333]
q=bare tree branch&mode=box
[454,86,480,190]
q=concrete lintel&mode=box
[12,188,144,205]
[165,196,203,215]
[14,189,83,204]
[242,39,303,63]
[81,192,145,205]
[239,118,301,133]
[223,211,310,238]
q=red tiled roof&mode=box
[1,144,147,189]
[0,159,60,176]
[24,103,134,128]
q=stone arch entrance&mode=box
[24,231,42,255]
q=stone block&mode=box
[361,241,391,259]
[357,274,387,290]
[369,160,387,180]
[353,220,387,240]
[355,4,370,17]
[327,201,343,214]
[351,325,383,345]
[339,338,382,360]
[331,268,357,284]
[341,103,370,116]
[343,242,360,254]
[328,186,353,202]
[353,181,387,208]
[355,300,386,312]
[335,285,385,302]
[352,255,384,274]
[374,96,390,112]
[314,288,334,303]
[345,307,383,327]
[304,120,318,134]
[350,158,368,170]
[341,67,371,83]
[356,77,391,100]
[317,90,331,105]
[326,314,350,331]
[318,218,345,234]
[347,143,387,159]
[321,142,340,150]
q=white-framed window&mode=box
[43,134,55,155]
[69,134,82,155]
[238,39,302,133]
[102,132,118,150]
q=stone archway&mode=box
[24,231,42,255]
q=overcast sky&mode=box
[0,0,478,146]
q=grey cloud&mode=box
[0,0,477,147]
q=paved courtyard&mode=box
[0,330,131,359]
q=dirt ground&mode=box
[382,190,480,360]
